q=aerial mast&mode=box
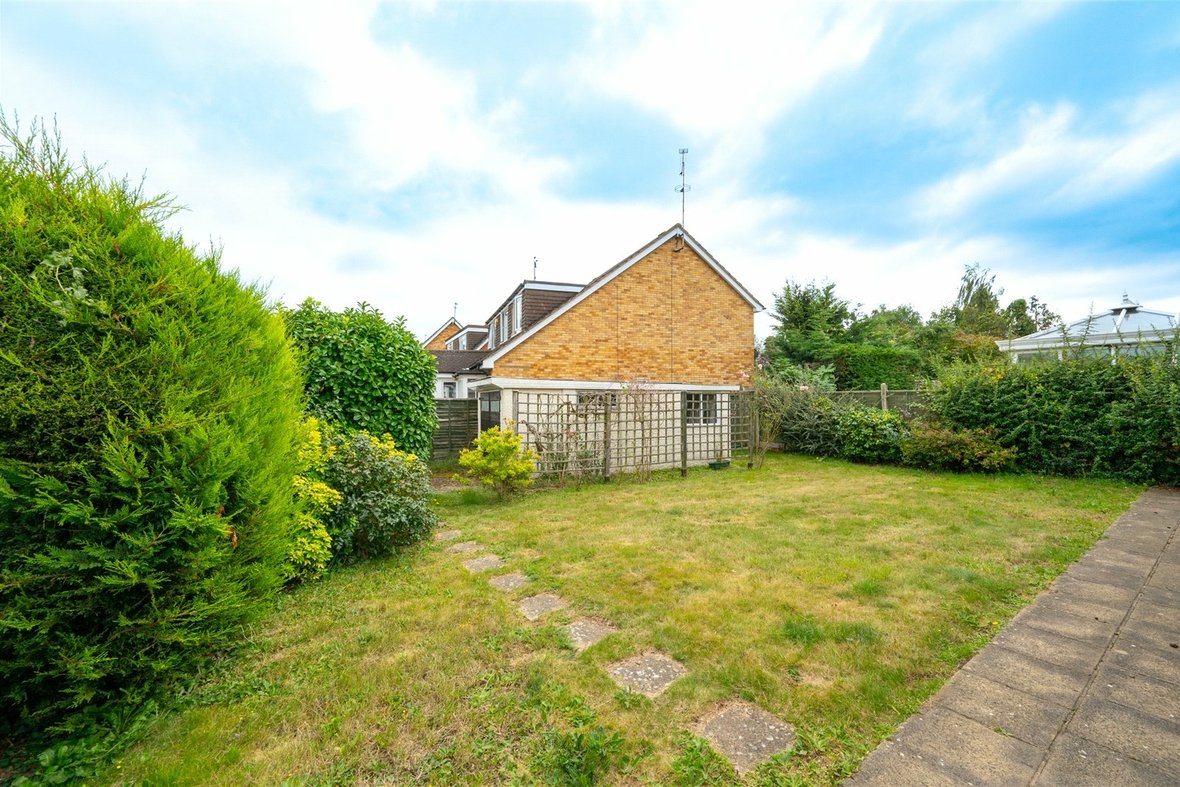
[676,148,691,226]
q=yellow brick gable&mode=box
[424,322,460,351]
[493,237,753,385]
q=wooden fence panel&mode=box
[432,399,478,462]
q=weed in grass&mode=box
[613,689,649,710]
[534,726,629,786]
[669,734,738,786]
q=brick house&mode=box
[426,224,763,468]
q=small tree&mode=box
[459,423,540,499]
[283,299,437,458]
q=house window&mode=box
[479,391,501,430]
[488,319,497,349]
[500,309,510,343]
[443,382,456,399]
[686,393,717,425]
[457,335,467,350]
[513,294,523,335]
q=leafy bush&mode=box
[459,423,540,499]
[0,120,304,736]
[926,356,1180,482]
[287,418,340,580]
[322,430,435,562]
[283,299,437,458]
[777,390,844,458]
[901,424,1017,472]
[835,406,906,464]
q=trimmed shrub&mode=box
[901,424,1017,472]
[835,406,906,464]
[322,430,436,562]
[283,299,437,459]
[459,423,540,499]
[0,121,304,735]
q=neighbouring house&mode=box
[997,294,1178,363]
[424,224,764,472]
[423,317,461,351]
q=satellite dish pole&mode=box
[452,302,457,320]
[676,148,691,227]
[533,256,538,280]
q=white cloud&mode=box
[577,2,884,178]
[917,87,1180,221]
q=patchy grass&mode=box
[98,455,1139,785]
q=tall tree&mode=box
[766,280,857,364]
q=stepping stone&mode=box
[696,700,796,775]
[519,592,567,621]
[434,529,462,541]
[463,555,505,573]
[446,541,482,554]
[606,652,687,697]
[489,571,529,592]
[566,618,618,651]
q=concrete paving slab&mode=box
[935,670,1070,748]
[462,555,505,573]
[606,652,687,697]
[433,529,462,541]
[518,592,566,621]
[695,701,795,775]
[991,619,1104,672]
[844,741,962,786]
[565,618,617,651]
[1089,664,1180,724]
[1045,575,1139,609]
[962,644,1091,707]
[1067,558,1153,589]
[1106,628,1180,686]
[446,540,482,554]
[1014,606,1115,649]
[1029,593,1122,626]
[488,571,529,592]
[1146,566,1180,593]
[1037,732,1178,787]
[1068,695,1180,774]
[886,705,1041,784]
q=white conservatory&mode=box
[997,295,1177,363]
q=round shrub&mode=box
[283,299,437,459]
[835,406,907,464]
[322,430,436,563]
[0,122,304,735]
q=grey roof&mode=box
[999,295,1177,353]
[431,350,490,373]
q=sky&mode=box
[3,1,1180,342]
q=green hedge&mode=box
[926,357,1180,483]
[0,124,304,736]
[828,343,926,390]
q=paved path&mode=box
[849,486,1180,786]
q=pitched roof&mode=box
[422,317,461,346]
[482,224,763,369]
[430,349,490,374]
[999,295,1178,352]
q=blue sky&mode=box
[3,1,1179,340]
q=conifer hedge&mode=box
[0,122,304,734]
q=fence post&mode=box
[680,391,688,477]
[879,383,888,411]
[602,397,611,483]
[748,391,757,469]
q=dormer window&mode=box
[513,294,523,335]
[500,309,509,343]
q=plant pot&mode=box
[708,460,730,470]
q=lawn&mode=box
[99,455,1139,785]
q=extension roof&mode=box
[998,294,1178,353]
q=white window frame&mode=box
[686,392,718,425]
[513,293,523,335]
[500,309,509,343]
[442,381,457,399]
